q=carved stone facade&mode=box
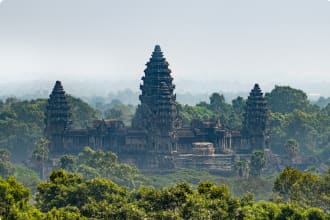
[132,45,179,154]
[45,45,270,174]
[241,83,269,153]
[44,81,71,155]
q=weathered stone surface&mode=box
[132,45,179,154]
[192,142,215,156]
[44,81,71,154]
[44,46,272,174]
[240,83,269,153]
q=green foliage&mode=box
[177,103,214,126]
[269,109,330,158]
[36,170,84,212]
[58,147,148,188]
[58,154,76,172]
[0,176,43,220]
[148,169,274,201]
[0,148,40,192]
[36,170,130,219]
[264,86,330,159]
[0,174,87,220]
[45,207,87,220]
[67,95,100,128]
[32,138,49,163]
[177,92,244,129]
[13,165,40,193]
[0,148,14,178]
[273,167,303,201]
[0,98,46,162]
[234,160,249,178]
[265,86,315,114]
[1,171,330,219]
[250,150,266,177]
[31,138,49,180]
[284,139,299,161]
[1,87,330,218]
[274,167,330,212]
[104,101,135,126]
[0,96,100,162]
[230,177,274,201]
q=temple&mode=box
[44,81,71,154]
[132,45,180,154]
[241,84,269,152]
[45,45,270,174]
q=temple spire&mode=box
[45,81,71,154]
[242,83,269,152]
[132,45,179,153]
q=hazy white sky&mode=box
[0,0,329,85]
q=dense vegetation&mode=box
[0,95,98,162]
[58,146,147,188]
[1,167,330,219]
[0,85,330,219]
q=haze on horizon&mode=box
[0,0,329,91]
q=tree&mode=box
[32,138,49,179]
[14,166,40,193]
[36,170,85,212]
[0,176,43,219]
[209,93,231,114]
[265,85,313,114]
[0,149,14,178]
[284,139,299,162]
[232,96,245,114]
[290,172,326,209]
[250,151,266,177]
[234,160,249,178]
[66,95,100,128]
[36,170,131,219]
[104,102,135,126]
[58,147,148,188]
[58,155,76,172]
[273,167,303,201]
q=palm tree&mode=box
[284,139,299,163]
[32,138,49,179]
[250,151,265,177]
[234,160,249,178]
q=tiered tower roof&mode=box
[243,84,268,136]
[45,81,71,131]
[133,45,178,133]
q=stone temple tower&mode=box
[44,81,71,154]
[242,83,269,152]
[132,45,179,153]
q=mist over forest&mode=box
[1,79,330,105]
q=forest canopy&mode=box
[0,85,330,219]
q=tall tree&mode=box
[273,167,303,201]
[209,93,231,114]
[32,138,49,179]
[250,151,266,177]
[265,86,312,114]
[0,149,14,178]
[234,160,249,178]
[232,96,245,114]
[284,139,299,162]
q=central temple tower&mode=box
[44,81,71,154]
[241,84,269,152]
[132,45,179,153]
